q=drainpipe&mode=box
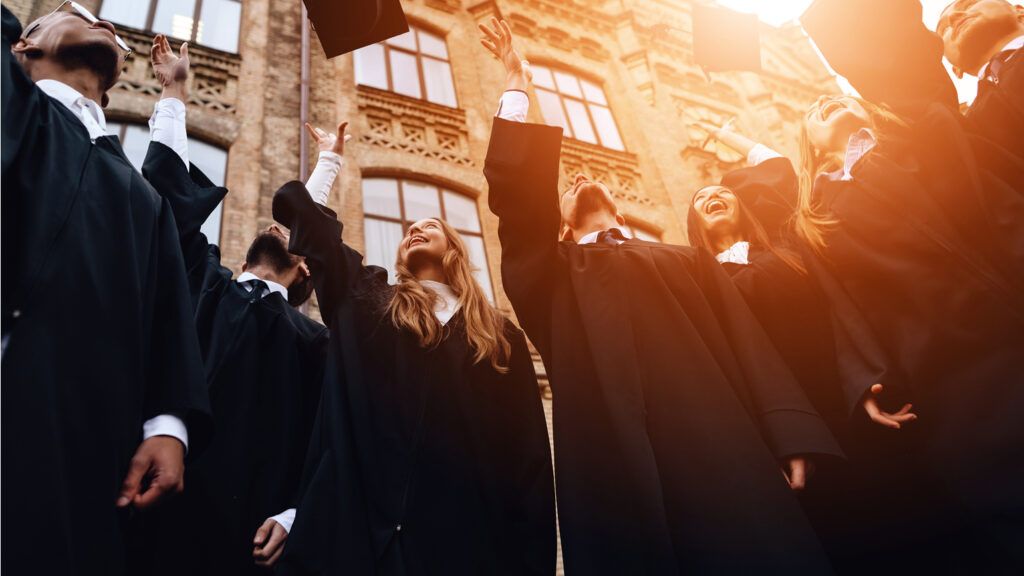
[299,2,311,181]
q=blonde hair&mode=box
[795,97,908,253]
[387,219,512,372]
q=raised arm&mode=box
[2,7,42,174]
[479,19,566,356]
[800,0,959,115]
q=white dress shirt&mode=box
[149,98,189,167]
[36,79,108,142]
[270,280,461,533]
[35,81,190,450]
[979,35,1023,81]
[236,271,289,299]
[747,129,875,183]
[747,143,784,166]
[495,90,530,122]
[716,241,751,265]
[306,151,344,206]
[576,226,633,245]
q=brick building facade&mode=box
[6,1,838,572]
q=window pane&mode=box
[196,0,241,53]
[563,99,597,144]
[580,79,607,105]
[442,191,480,233]
[152,0,197,41]
[463,235,494,302]
[535,88,571,136]
[354,44,389,90]
[389,50,422,99]
[531,65,555,89]
[364,218,404,284]
[554,70,582,98]
[589,104,624,151]
[385,30,417,50]
[402,181,441,222]
[120,124,151,169]
[98,0,148,29]
[190,139,228,186]
[362,178,402,218]
[422,58,456,107]
[417,30,448,59]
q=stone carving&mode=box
[356,86,474,167]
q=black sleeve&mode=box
[490,327,556,575]
[695,248,842,460]
[720,157,798,240]
[800,246,902,416]
[801,0,959,117]
[483,118,567,359]
[142,141,230,298]
[145,198,213,457]
[2,7,40,174]
[272,181,387,322]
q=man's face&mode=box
[15,10,124,89]
[691,186,742,239]
[803,95,871,153]
[937,0,1024,75]
[559,174,620,231]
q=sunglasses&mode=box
[23,1,133,56]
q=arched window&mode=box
[353,26,458,108]
[98,0,242,53]
[362,177,493,300]
[106,121,228,244]
[531,64,624,151]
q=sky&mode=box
[715,0,979,103]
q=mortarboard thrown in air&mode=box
[303,0,409,58]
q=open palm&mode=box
[479,18,531,84]
[151,34,189,87]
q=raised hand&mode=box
[861,383,917,430]
[304,121,350,156]
[151,34,189,101]
[478,17,531,91]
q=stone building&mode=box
[6,0,838,571]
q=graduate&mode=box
[790,4,1024,565]
[937,0,1023,157]
[268,124,555,574]
[1,5,210,575]
[479,18,841,574]
[132,35,329,575]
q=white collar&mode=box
[978,35,1024,79]
[716,241,750,265]
[236,271,289,300]
[420,280,461,326]
[826,128,877,182]
[577,226,633,245]
[36,79,107,139]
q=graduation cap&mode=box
[691,4,762,73]
[303,0,409,59]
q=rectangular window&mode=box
[353,25,459,108]
[196,0,241,53]
[389,50,422,99]
[354,44,389,90]
[531,65,625,150]
[98,0,242,54]
[98,0,149,29]
[151,0,197,42]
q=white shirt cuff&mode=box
[747,143,783,166]
[270,508,296,533]
[142,414,189,454]
[495,90,529,123]
[149,98,189,167]
[305,151,343,206]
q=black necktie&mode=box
[597,229,626,246]
[244,279,269,300]
[986,48,1017,84]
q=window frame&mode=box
[361,177,491,295]
[356,25,459,108]
[531,64,625,151]
[97,0,242,53]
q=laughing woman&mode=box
[264,122,556,576]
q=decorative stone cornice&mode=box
[560,139,652,207]
[355,86,474,167]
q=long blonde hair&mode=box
[795,97,908,253]
[387,219,512,373]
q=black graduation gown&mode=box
[803,3,1024,565]
[485,117,842,574]
[137,142,328,576]
[0,8,211,576]
[270,181,556,576]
